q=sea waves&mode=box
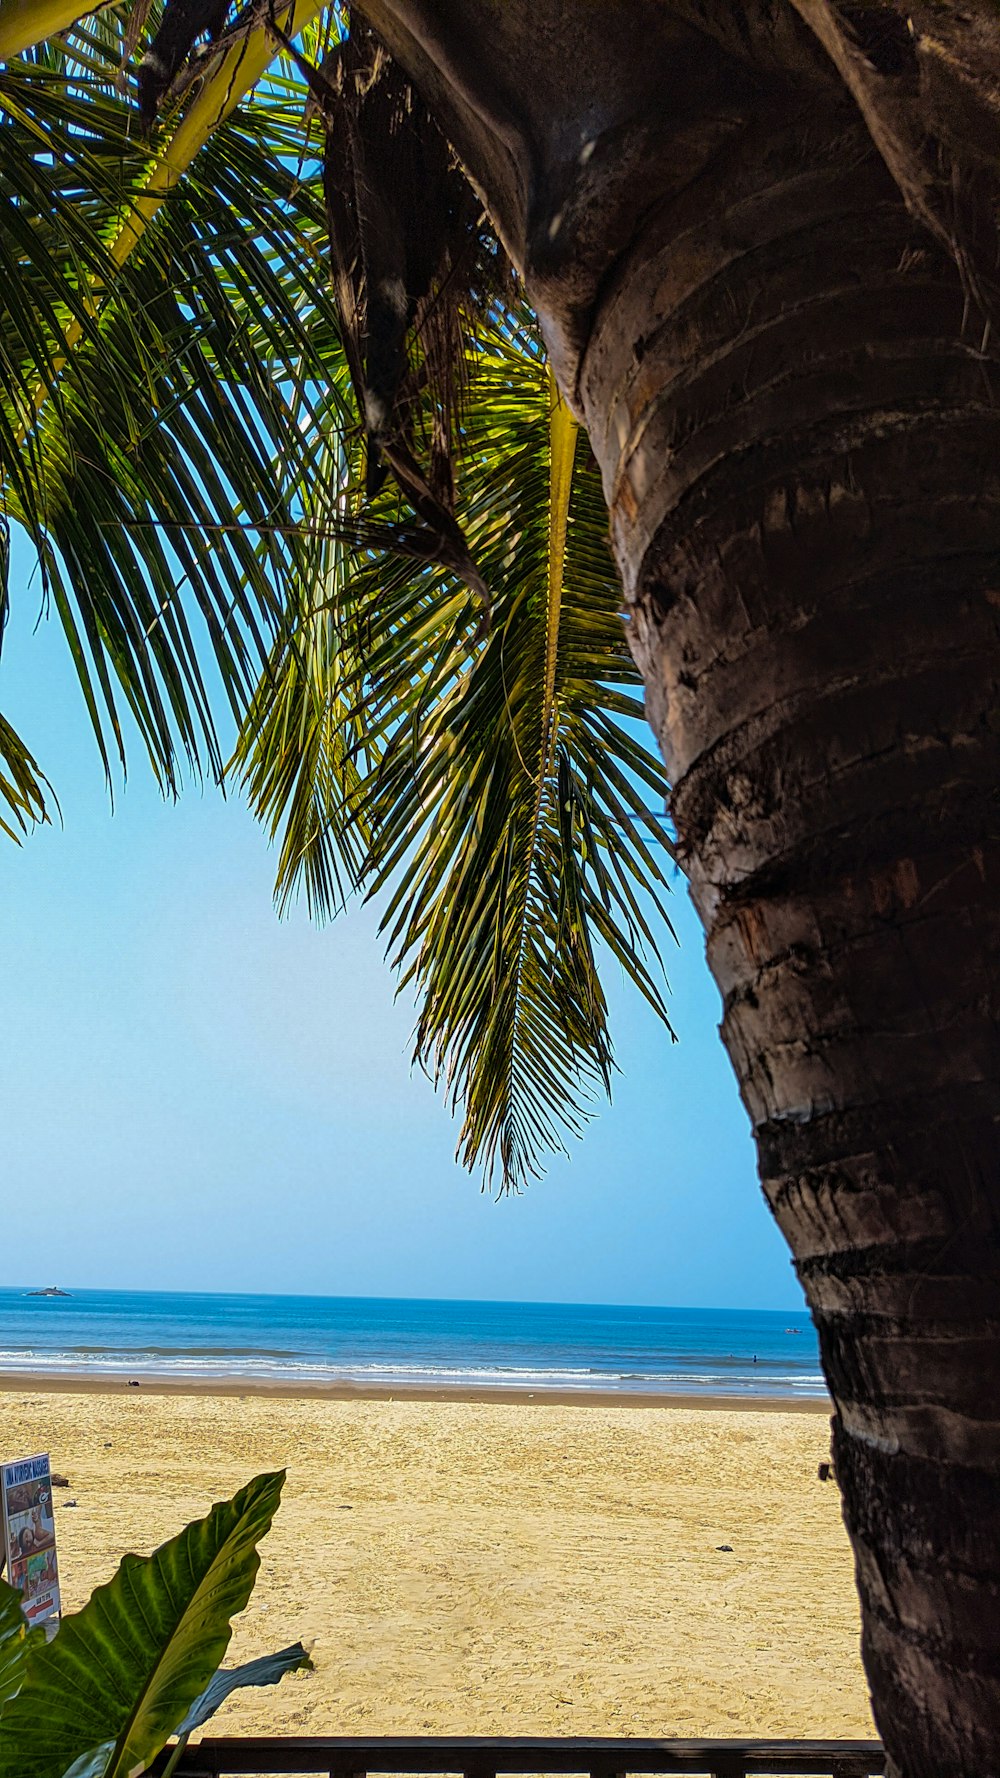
[0,1289,828,1398]
[0,1346,827,1396]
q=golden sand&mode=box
[1,1387,874,1740]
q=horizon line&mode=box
[0,1282,810,1318]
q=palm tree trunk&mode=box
[334,4,1000,1765]
[575,93,1000,1778]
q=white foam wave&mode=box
[0,1348,827,1396]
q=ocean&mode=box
[0,1289,826,1399]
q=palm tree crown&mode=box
[1,0,675,1188]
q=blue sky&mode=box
[0,533,803,1311]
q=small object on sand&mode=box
[337,1504,353,1510]
[63,1499,78,1508]
[51,1474,70,1488]
[818,1460,835,1482]
[127,1379,141,1388]
[716,1544,733,1552]
[102,1442,112,1448]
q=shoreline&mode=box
[0,1369,830,1412]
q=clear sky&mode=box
[0,533,804,1311]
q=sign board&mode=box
[1,1453,60,1628]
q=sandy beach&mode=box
[0,1384,874,1741]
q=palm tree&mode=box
[0,14,673,1183]
[3,4,1000,1774]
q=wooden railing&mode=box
[152,1735,885,1778]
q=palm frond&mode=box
[241,302,676,1188]
[366,319,676,1187]
[235,425,375,920]
[1,39,343,791]
[4,9,678,1189]
[0,711,51,837]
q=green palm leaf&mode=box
[238,303,676,1188]
[368,321,676,1186]
[0,1471,285,1778]
[1,31,343,794]
[5,10,679,1189]
[0,709,51,838]
[236,419,375,919]
[174,1639,313,1735]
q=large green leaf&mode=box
[174,1639,313,1735]
[0,1470,285,1778]
[63,1641,313,1778]
[0,1576,43,1710]
[57,1750,115,1778]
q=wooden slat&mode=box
[151,1736,885,1778]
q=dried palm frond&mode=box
[268,11,503,624]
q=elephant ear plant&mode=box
[0,1469,310,1778]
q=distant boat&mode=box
[27,1287,71,1298]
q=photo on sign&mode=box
[7,1500,55,1559]
[11,1548,58,1592]
[4,1478,50,1516]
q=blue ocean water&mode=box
[0,1289,825,1398]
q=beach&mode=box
[1,1383,875,1741]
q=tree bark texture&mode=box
[579,99,1000,1778]
[361,7,1000,1773]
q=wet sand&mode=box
[0,1370,830,1411]
[0,1383,873,1741]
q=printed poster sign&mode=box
[2,1453,60,1627]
